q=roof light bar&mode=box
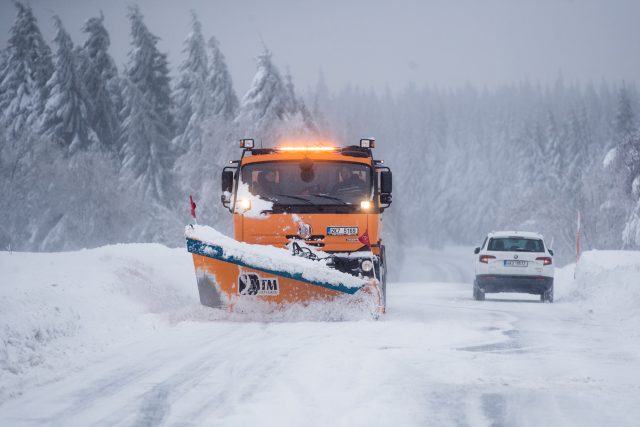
[278,146,336,152]
[360,138,375,148]
[239,138,254,148]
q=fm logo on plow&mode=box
[238,273,280,296]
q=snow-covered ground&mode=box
[0,244,198,403]
[1,245,640,426]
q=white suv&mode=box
[473,231,554,302]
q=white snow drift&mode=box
[0,244,197,403]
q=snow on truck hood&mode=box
[185,224,368,289]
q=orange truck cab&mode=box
[220,138,393,296]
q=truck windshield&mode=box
[241,161,372,205]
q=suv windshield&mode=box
[487,237,545,252]
[241,161,371,205]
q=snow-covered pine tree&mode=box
[615,86,635,143]
[119,76,176,203]
[559,108,591,231]
[609,87,640,248]
[310,70,332,133]
[284,69,316,132]
[564,107,589,196]
[545,111,563,187]
[283,69,299,115]
[173,12,211,151]
[237,49,315,143]
[622,137,640,246]
[0,49,6,78]
[586,86,633,249]
[81,12,118,85]
[237,50,288,131]
[606,87,639,196]
[621,126,640,248]
[0,1,53,138]
[40,16,98,152]
[544,109,586,253]
[126,6,175,137]
[118,5,180,213]
[78,12,120,149]
[174,29,240,235]
[207,36,238,119]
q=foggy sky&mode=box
[1,0,639,95]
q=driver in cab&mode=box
[255,169,277,197]
[331,166,366,196]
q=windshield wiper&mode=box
[310,193,348,205]
[274,193,314,205]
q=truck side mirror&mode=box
[380,170,392,194]
[474,247,480,254]
[221,170,234,193]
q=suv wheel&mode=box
[473,281,485,301]
[541,286,554,303]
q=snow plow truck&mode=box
[186,138,392,314]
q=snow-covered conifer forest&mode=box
[1,2,639,267]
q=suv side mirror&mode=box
[474,247,480,254]
[380,170,392,194]
[221,170,234,193]
[548,249,554,256]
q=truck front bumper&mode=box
[327,254,380,279]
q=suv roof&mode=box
[488,230,544,239]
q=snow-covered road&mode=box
[1,246,639,426]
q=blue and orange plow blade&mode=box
[186,238,383,313]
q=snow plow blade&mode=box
[186,225,384,314]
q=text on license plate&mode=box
[327,227,359,236]
[504,260,528,267]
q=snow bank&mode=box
[0,244,197,403]
[1,233,372,404]
[556,250,640,321]
[186,224,368,289]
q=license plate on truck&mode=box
[504,260,528,267]
[327,227,358,236]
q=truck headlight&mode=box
[360,200,371,210]
[238,199,251,210]
[361,259,374,272]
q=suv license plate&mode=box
[504,260,528,267]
